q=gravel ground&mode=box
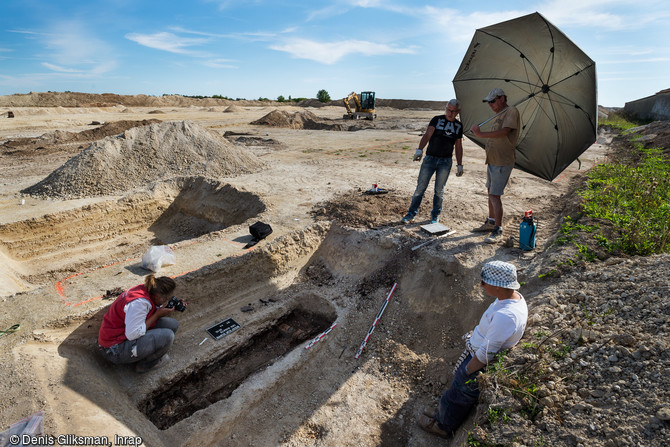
[472,254,670,447]
[468,122,670,447]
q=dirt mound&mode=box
[224,105,243,113]
[251,109,346,130]
[312,189,410,228]
[0,91,450,111]
[22,120,265,198]
[75,119,162,141]
[0,92,271,108]
[626,120,670,156]
[2,120,161,156]
[295,99,329,108]
[298,98,447,111]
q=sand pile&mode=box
[0,92,448,110]
[22,120,264,198]
[224,105,242,113]
[0,92,268,108]
[3,120,161,153]
[251,109,346,130]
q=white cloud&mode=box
[538,0,670,31]
[44,25,105,63]
[599,57,670,64]
[169,26,276,41]
[41,63,83,73]
[347,0,412,14]
[419,1,670,47]
[125,32,210,55]
[270,38,414,64]
[202,58,238,69]
[423,8,528,44]
[349,0,384,6]
[35,21,117,76]
[306,0,410,21]
[205,0,264,11]
[6,29,39,35]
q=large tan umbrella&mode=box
[453,12,597,181]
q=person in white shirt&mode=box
[418,260,528,439]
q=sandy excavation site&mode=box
[0,93,668,447]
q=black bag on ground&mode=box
[244,221,273,248]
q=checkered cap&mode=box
[481,261,520,290]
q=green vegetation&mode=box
[316,89,331,103]
[467,434,505,447]
[555,116,669,259]
[554,216,598,246]
[579,143,670,255]
[537,269,556,279]
[487,407,510,424]
[485,351,543,413]
[598,113,649,131]
[167,94,241,100]
[599,113,646,131]
[159,93,311,103]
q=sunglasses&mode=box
[487,97,499,104]
[446,108,459,114]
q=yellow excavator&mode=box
[343,91,376,120]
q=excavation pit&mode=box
[30,224,491,445]
[139,307,335,430]
[0,176,265,295]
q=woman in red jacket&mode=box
[98,274,181,373]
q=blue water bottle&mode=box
[519,210,536,250]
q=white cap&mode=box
[483,88,505,102]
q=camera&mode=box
[166,296,186,312]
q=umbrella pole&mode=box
[476,106,509,127]
[471,93,532,129]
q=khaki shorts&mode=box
[486,164,514,196]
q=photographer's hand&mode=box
[145,306,174,329]
[156,306,175,317]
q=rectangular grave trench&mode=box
[139,307,334,430]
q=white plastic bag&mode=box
[141,245,176,272]
[0,411,44,447]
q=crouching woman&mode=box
[98,274,181,373]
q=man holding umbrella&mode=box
[470,88,520,244]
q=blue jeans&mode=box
[100,317,178,370]
[436,353,482,434]
[407,155,453,221]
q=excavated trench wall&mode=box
[53,224,493,446]
[0,177,265,293]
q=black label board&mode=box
[206,318,241,340]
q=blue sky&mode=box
[1,0,668,106]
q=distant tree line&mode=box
[162,93,308,103]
